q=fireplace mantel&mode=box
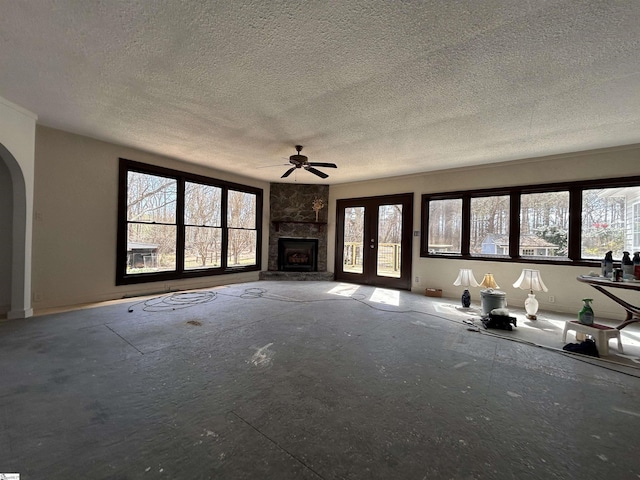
[272,220,327,233]
[268,183,329,272]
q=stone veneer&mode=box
[266,183,329,272]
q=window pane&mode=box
[228,190,256,229]
[520,192,569,257]
[343,207,364,274]
[377,204,402,278]
[184,226,221,269]
[227,229,257,266]
[581,186,640,259]
[634,203,640,252]
[126,224,176,273]
[185,182,221,227]
[127,172,177,223]
[471,195,509,255]
[428,199,462,253]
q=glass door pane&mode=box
[343,206,364,274]
[377,204,402,278]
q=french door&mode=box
[335,193,413,289]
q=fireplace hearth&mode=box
[278,238,318,272]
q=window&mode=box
[471,195,509,255]
[421,176,640,266]
[184,181,222,270]
[427,198,462,254]
[117,159,262,285]
[634,203,640,252]
[581,187,640,259]
[520,191,569,258]
[227,189,257,267]
[126,171,177,273]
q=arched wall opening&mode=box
[0,152,12,316]
[0,141,31,319]
[0,95,36,319]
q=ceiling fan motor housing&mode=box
[281,145,336,179]
[290,145,307,165]
[290,154,307,164]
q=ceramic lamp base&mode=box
[461,289,471,308]
[524,293,539,320]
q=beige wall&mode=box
[32,126,270,311]
[328,145,640,320]
[31,125,640,319]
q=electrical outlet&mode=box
[549,296,555,303]
[415,276,420,283]
[34,292,42,302]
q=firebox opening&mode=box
[278,238,319,272]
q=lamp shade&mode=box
[479,273,499,289]
[513,269,548,292]
[453,269,479,287]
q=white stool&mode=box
[562,321,623,356]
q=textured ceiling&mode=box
[1,1,639,184]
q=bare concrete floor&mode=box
[2,281,640,479]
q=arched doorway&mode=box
[0,142,32,319]
[0,155,12,315]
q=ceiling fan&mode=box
[281,145,337,179]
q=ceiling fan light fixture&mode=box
[282,145,337,179]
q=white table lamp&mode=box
[513,269,548,319]
[453,269,478,308]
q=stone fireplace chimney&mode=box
[260,183,333,280]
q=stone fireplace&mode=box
[278,238,318,272]
[260,183,333,280]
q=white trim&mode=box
[0,96,38,120]
[7,308,33,319]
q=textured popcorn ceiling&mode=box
[1,1,639,184]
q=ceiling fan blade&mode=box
[307,162,337,168]
[305,166,329,179]
[257,162,289,169]
[281,167,296,178]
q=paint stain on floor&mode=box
[248,343,275,367]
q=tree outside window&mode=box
[471,195,509,255]
[428,199,461,254]
[227,190,257,266]
[118,159,261,284]
[421,176,640,264]
[126,171,177,273]
[581,187,638,259]
[520,192,569,258]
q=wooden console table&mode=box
[577,275,640,329]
